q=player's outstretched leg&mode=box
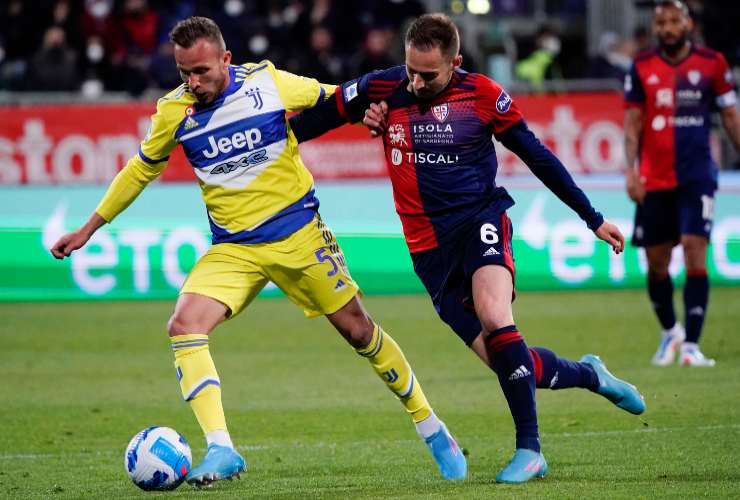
[579,354,645,415]
[356,323,467,480]
[170,334,246,487]
[528,347,645,415]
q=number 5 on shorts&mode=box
[315,248,338,277]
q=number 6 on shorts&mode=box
[480,223,499,244]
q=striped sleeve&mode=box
[336,66,405,123]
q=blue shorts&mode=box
[411,206,515,346]
[632,183,715,247]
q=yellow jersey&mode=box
[96,61,335,243]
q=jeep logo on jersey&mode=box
[496,89,512,113]
[202,128,262,159]
[210,149,269,174]
[432,103,448,122]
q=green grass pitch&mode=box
[1,289,739,498]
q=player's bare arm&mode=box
[50,212,107,259]
[624,107,645,204]
[719,105,740,154]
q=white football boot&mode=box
[679,342,716,367]
[651,323,685,366]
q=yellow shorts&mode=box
[180,216,359,318]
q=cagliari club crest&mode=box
[687,70,701,86]
[432,103,449,122]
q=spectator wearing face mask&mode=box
[78,0,125,93]
[587,31,636,82]
[514,24,562,89]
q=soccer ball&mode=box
[124,426,191,491]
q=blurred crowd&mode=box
[1,0,738,96]
[0,0,424,95]
[512,0,739,89]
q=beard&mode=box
[658,33,689,57]
[413,88,437,100]
[193,72,228,105]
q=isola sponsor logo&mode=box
[201,128,262,159]
[413,123,453,133]
[210,149,269,174]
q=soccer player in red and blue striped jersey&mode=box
[291,13,646,484]
[624,0,740,367]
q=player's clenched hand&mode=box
[625,168,646,204]
[363,101,389,138]
[595,220,625,254]
[50,230,91,259]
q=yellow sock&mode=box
[171,334,228,435]
[356,324,432,423]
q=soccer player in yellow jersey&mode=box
[50,16,466,487]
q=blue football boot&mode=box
[186,444,246,487]
[424,423,467,480]
[495,448,548,484]
[580,354,646,415]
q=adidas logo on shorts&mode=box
[483,247,500,257]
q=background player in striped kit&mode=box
[624,0,740,367]
[291,13,646,484]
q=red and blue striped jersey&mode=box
[336,66,524,252]
[625,45,737,191]
[291,65,604,253]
